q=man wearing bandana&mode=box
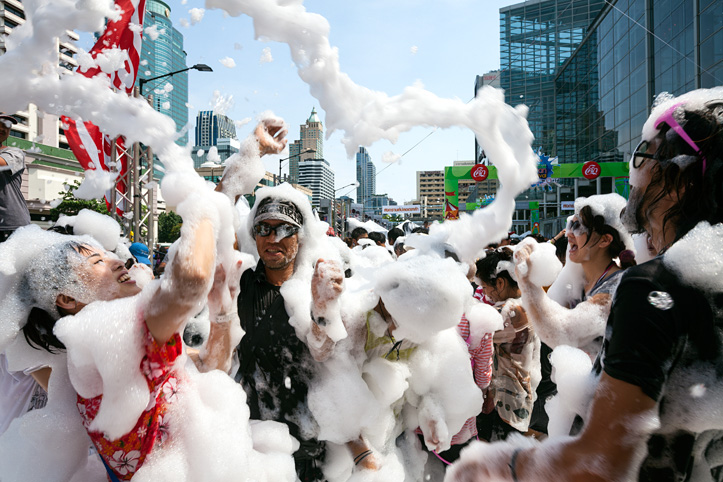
[0,113,31,242]
[234,193,338,482]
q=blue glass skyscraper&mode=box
[556,0,723,168]
[500,0,605,156]
[139,0,189,146]
[356,147,376,206]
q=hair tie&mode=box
[619,249,635,264]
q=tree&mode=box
[158,211,183,243]
[49,180,109,221]
[382,213,404,223]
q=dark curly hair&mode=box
[475,247,517,289]
[636,101,723,241]
[578,205,635,268]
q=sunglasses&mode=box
[654,102,708,174]
[630,139,658,169]
[253,222,299,239]
[125,257,136,269]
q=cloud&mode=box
[259,47,273,64]
[189,8,205,25]
[219,57,236,68]
[410,45,418,55]
[234,43,243,50]
[179,18,189,28]
[382,151,402,164]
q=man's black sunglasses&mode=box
[253,222,299,239]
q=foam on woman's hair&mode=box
[575,193,634,252]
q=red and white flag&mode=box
[61,0,147,214]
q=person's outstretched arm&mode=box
[144,218,216,344]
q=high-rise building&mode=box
[499,0,605,156]
[416,170,445,219]
[289,107,324,183]
[474,70,502,164]
[298,158,334,207]
[355,146,376,207]
[192,111,239,168]
[195,111,237,146]
[0,0,79,148]
[367,193,396,217]
[556,0,723,174]
[139,0,189,146]
[191,138,241,168]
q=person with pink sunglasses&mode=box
[446,88,723,481]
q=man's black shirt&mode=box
[235,261,324,480]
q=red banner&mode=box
[62,0,147,214]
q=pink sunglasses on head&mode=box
[654,102,708,174]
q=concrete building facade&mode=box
[298,158,334,208]
[289,107,324,183]
[416,170,445,219]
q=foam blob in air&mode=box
[374,255,471,344]
[513,237,562,287]
[73,168,117,201]
[72,208,121,251]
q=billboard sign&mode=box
[382,205,421,215]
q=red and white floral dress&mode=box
[76,327,182,481]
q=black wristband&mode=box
[354,450,373,465]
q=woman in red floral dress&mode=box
[10,120,288,481]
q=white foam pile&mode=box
[304,253,486,479]
[374,255,471,344]
[543,345,596,437]
[347,217,387,234]
[656,221,723,435]
[67,208,122,251]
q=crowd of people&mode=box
[0,87,722,482]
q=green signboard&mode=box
[530,201,540,234]
[444,162,630,219]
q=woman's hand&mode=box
[513,242,535,280]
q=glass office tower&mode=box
[556,0,723,167]
[139,0,189,146]
[500,0,605,156]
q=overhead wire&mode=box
[371,0,715,181]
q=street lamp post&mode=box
[277,148,315,185]
[138,63,213,96]
[128,63,213,251]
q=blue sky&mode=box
[154,0,515,203]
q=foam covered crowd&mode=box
[0,1,722,481]
[2,88,723,482]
